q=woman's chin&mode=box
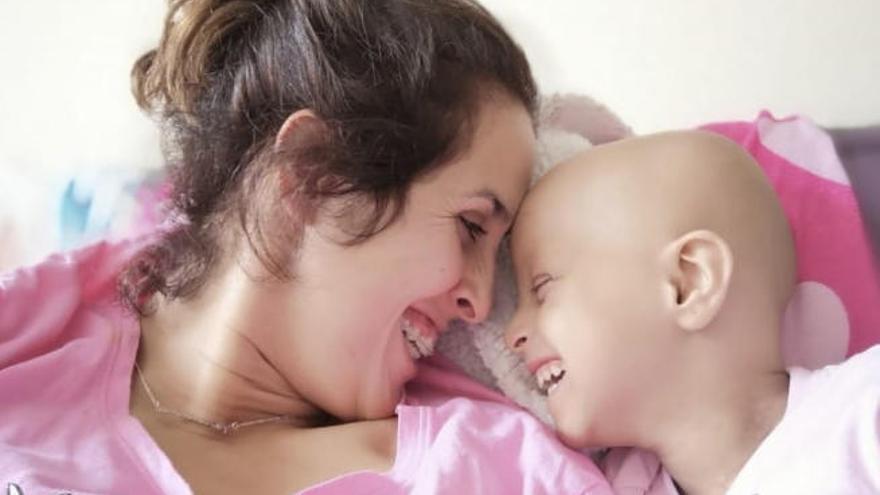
[338,344,419,421]
[362,390,405,420]
[370,374,413,419]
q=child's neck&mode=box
[646,356,789,494]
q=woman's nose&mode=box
[450,259,494,323]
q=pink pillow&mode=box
[703,112,880,369]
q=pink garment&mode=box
[727,345,880,494]
[603,347,880,495]
[0,240,611,494]
[600,449,677,495]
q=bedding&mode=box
[702,112,880,369]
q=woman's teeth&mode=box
[536,361,566,396]
[401,317,435,359]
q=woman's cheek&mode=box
[434,257,465,294]
[420,239,467,294]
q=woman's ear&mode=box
[275,109,322,152]
[661,230,733,332]
[272,109,325,227]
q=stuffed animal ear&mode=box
[533,127,592,183]
[540,93,633,145]
[532,93,632,183]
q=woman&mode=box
[0,1,610,493]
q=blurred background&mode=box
[1,0,879,269]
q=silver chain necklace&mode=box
[134,362,291,435]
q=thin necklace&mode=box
[134,361,291,435]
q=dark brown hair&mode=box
[121,0,537,314]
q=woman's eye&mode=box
[459,215,487,242]
[531,274,554,303]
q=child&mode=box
[504,130,880,494]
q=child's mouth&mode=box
[535,360,566,395]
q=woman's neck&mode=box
[135,261,331,432]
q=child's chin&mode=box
[555,420,596,451]
[550,404,597,449]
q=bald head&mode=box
[506,131,795,451]
[514,130,796,309]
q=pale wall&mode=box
[1,0,878,175]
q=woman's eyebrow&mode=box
[470,188,511,223]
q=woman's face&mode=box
[269,95,535,420]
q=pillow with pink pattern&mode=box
[702,112,880,369]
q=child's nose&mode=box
[503,313,531,352]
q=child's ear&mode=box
[660,230,733,332]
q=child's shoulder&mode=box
[789,345,880,417]
[780,345,880,450]
[821,344,880,386]
[844,343,880,366]
[728,346,880,494]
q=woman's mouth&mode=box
[401,313,437,360]
[534,360,567,396]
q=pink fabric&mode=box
[600,449,677,495]
[702,112,880,368]
[0,240,190,495]
[0,240,611,494]
[305,356,612,494]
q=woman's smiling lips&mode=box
[403,307,440,341]
[400,307,445,360]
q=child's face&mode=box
[505,160,676,449]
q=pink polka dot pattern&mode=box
[781,282,850,370]
[703,112,880,362]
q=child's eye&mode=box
[531,274,555,303]
[459,215,487,242]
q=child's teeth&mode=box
[535,361,566,395]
